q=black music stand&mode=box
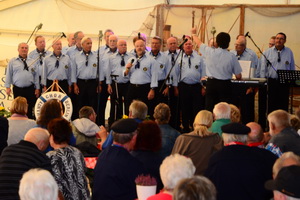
[277,70,300,113]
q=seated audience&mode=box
[266,109,300,157]
[100,100,148,149]
[172,110,223,175]
[265,165,300,200]
[47,118,90,199]
[246,122,264,148]
[210,102,231,136]
[290,114,300,133]
[147,154,196,200]
[93,119,146,200]
[205,122,277,200]
[229,104,241,123]
[173,175,217,200]
[72,106,100,147]
[0,128,51,199]
[0,116,8,155]
[7,97,36,146]
[272,151,300,178]
[19,168,58,200]
[153,103,180,160]
[131,120,163,191]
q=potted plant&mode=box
[135,174,157,200]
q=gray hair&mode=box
[160,154,195,190]
[273,152,300,178]
[19,168,58,200]
[129,100,148,120]
[213,102,231,119]
[222,133,247,145]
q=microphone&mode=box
[211,27,216,35]
[245,32,250,38]
[178,38,188,49]
[36,23,43,30]
[99,30,103,40]
[182,35,185,40]
[138,32,141,39]
[61,32,66,38]
[131,59,135,64]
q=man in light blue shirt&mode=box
[175,39,205,132]
[106,39,132,127]
[71,37,104,121]
[124,39,158,115]
[230,35,259,124]
[5,43,40,119]
[259,32,295,114]
[61,33,75,55]
[42,40,72,94]
[66,31,84,60]
[192,28,242,112]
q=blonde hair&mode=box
[268,109,290,129]
[229,104,241,123]
[10,96,28,115]
[193,110,213,137]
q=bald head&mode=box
[24,128,50,151]
[117,39,127,54]
[246,122,264,144]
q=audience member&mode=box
[272,151,300,178]
[153,103,180,159]
[100,100,148,149]
[290,114,300,133]
[0,128,51,199]
[147,154,196,200]
[210,102,231,136]
[205,122,277,200]
[93,119,146,200]
[47,118,90,199]
[172,110,223,175]
[265,165,300,200]
[7,97,36,146]
[173,175,217,200]
[19,168,59,200]
[0,116,8,155]
[246,122,264,148]
[266,109,300,157]
[72,106,100,147]
[229,104,241,123]
[131,120,163,192]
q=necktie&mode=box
[171,53,175,66]
[120,54,125,66]
[277,51,281,62]
[37,49,45,65]
[135,57,140,69]
[84,52,90,66]
[188,55,191,68]
[21,57,28,71]
[237,55,241,60]
[54,54,60,68]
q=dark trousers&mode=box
[46,79,69,95]
[168,86,181,131]
[179,82,202,132]
[76,79,98,119]
[13,85,36,119]
[259,78,289,131]
[232,84,255,124]
[98,82,109,126]
[108,82,129,127]
[126,83,150,114]
[205,78,232,112]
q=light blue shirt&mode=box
[175,51,204,85]
[28,49,52,77]
[200,44,242,80]
[230,48,259,78]
[124,53,158,88]
[149,51,172,83]
[5,57,40,89]
[260,46,295,79]
[66,45,82,60]
[62,45,73,55]
[164,50,180,86]
[41,53,72,86]
[71,51,104,83]
[106,52,132,84]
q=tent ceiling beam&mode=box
[0,0,35,11]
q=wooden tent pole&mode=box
[239,5,245,35]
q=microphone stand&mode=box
[246,33,273,131]
[111,75,120,122]
[27,23,43,44]
[96,31,103,125]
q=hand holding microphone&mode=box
[125,59,135,74]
